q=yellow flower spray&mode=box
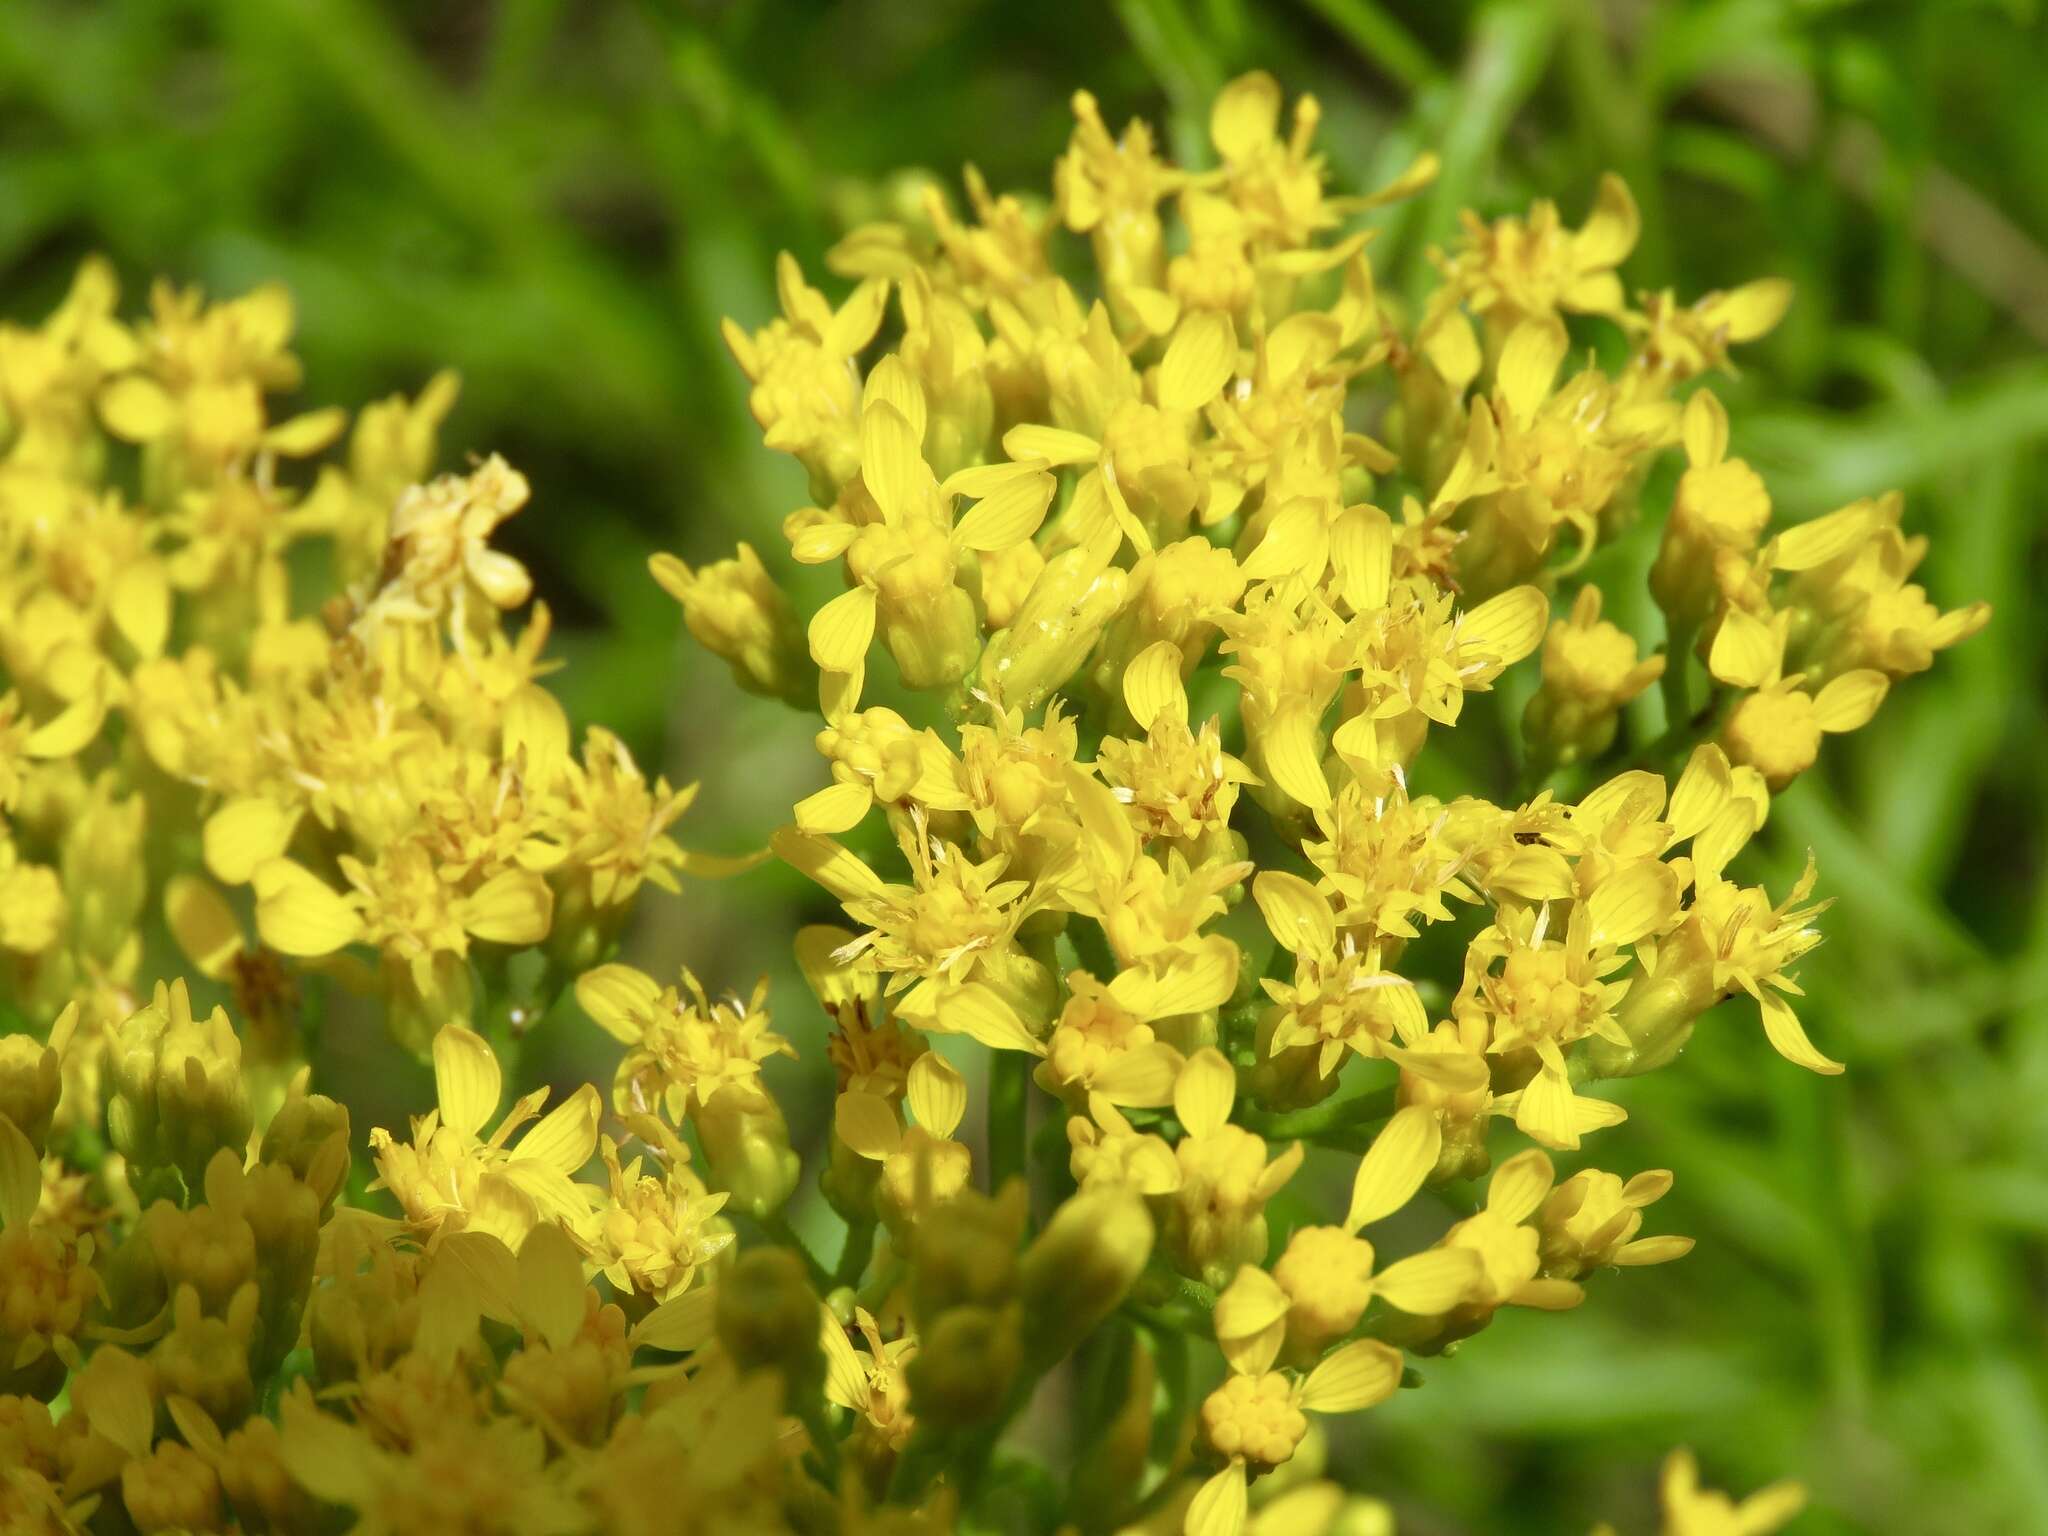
[0,71,1985,1536]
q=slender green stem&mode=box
[833,1216,876,1290]
[1660,617,1698,732]
[1238,1085,1397,1143]
[756,1212,832,1292]
[988,1051,1030,1191]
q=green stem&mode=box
[832,1217,876,1290]
[988,1051,1029,1192]
[1238,1086,1397,1144]
[1660,616,1698,732]
[756,1212,832,1292]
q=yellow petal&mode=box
[1329,504,1393,614]
[98,374,176,441]
[1252,870,1336,955]
[1707,607,1781,689]
[433,1026,503,1140]
[1122,639,1189,732]
[908,1051,967,1139]
[164,874,244,979]
[1681,389,1728,469]
[515,1084,600,1175]
[504,685,570,791]
[1758,990,1844,1075]
[0,1113,38,1229]
[1484,1147,1554,1223]
[1572,173,1640,269]
[464,869,554,945]
[794,780,874,834]
[1811,670,1888,733]
[1769,504,1872,572]
[1346,1105,1440,1230]
[1371,1248,1479,1315]
[936,983,1045,1055]
[1460,586,1550,669]
[835,1090,900,1160]
[1108,935,1239,1019]
[828,278,892,361]
[1174,1047,1237,1139]
[1001,423,1100,466]
[1584,862,1677,948]
[264,407,348,457]
[808,583,878,673]
[1185,1461,1248,1536]
[203,797,301,886]
[1297,1338,1404,1413]
[1157,310,1236,414]
[1496,320,1567,421]
[632,1286,719,1352]
[516,1221,589,1351]
[109,561,170,660]
[861,399,928,521]
[1238,499,1328,582]
[772,826,886,900]
[574,963,661,1044]
[1261,699,1331,811]
[1090,1042,1184,1108]
[1210,71,1280,161]
[953,469,1055,551]
[252,859,363,956]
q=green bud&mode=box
[259,1092,352,1216]
[104,980,252,1196]
[908,1180,1026,1324]
[904,1302,1022,1425]
[714,1247,824,1407]
[0,1034,60,1153]
[979,545,1129,714]
[1019,1190,1155,1369]
[694,1091,800,1219]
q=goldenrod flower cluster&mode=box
[0,73,1984,1536]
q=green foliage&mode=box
[5,2,2040,1530]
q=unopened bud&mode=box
[0,1035,60,1153]
[694,1089,800,1219]
[904,1302,1022,1424]
[1018,1188,1154,1367]
[979,545,1129,714]
[104,980,252,1197]
[650,544,814,708]
[715,1247,824,1407]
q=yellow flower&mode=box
[367,1024,598,1250]
[577,1133,732,1304]
[1434,172,1640,331]
[835,1051,972,1231]
[1160,1048,1301,1289]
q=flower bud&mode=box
[1018,1188,1154,1368]
[122,1438,223,1536]
[60,779,145,970]
[694,1088,800,1219]
[904,1302,1023,1425]
[0,1035,60,1153]
[1523,587,1665,772]
[908,1181,1026,1322]
[650,544,814,708]
[0,1224,98,1397]
[151,1282,259,1430]
[978,545,1129,714]
[715,1247,825,1407]
[259,1091,353,1216]
[103,980,252,1196]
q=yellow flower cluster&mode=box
[0,70,1979,1536]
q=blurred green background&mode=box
[6,1,2044,1531]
